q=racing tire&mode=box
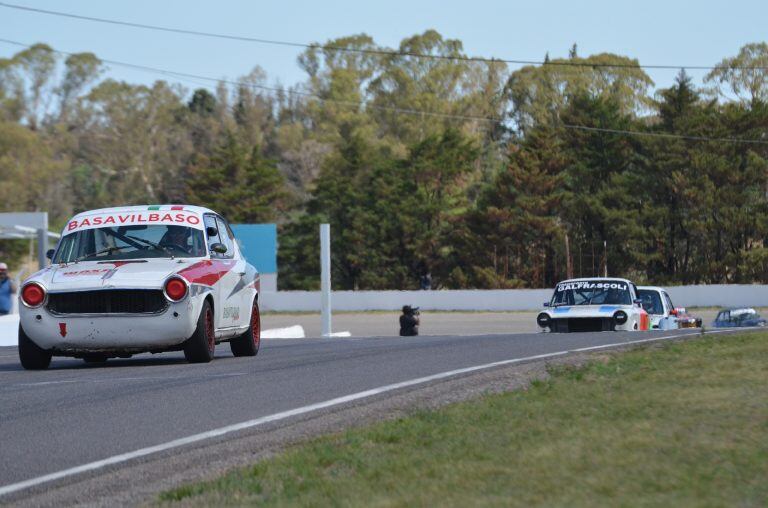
[230,300,260,357]
[83,354,109,364]
[184,300,215,363]
[19,325,52,370]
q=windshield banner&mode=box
[557,281,628,292]
[65,211,203,233]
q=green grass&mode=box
[159,333,768,507]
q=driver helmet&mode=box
[162,225,190,245]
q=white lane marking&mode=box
[15,380,81,387]
[8,373,246,389]
[0,329,735,498]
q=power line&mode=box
[1,38,767,146]
[561,124,768,145]
[0,1,763,71]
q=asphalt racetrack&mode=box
[0,327,739,504]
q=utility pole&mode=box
[603,240,608,277]
[320,224,332,337]
[565,233,573,279]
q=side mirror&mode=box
[210,242,228,254]
[206,226,218,237]
[633,299,643,306]
[542,302,550,307]
[46,249,55,260]
[670,308,678,316]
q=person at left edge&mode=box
[0,262,17,315]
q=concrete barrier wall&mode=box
[665,285,768,309]
[259,285,768,312]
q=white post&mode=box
[320,223,332,337]
[37,212,49,270]
[37,228,48,270]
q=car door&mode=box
[658,290,677,329]
[202,214,225,329]
[662,291,674,316]
[218,219,256,324]
[214,215,249,330]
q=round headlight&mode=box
[537,312,551,328]
[164,277,188,302]
[21,282,46,308]
[614,310,628,325]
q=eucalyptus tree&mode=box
[57,52,102,125]
[503,51,654,132]
[74,79,192,204]
[369,30,506,148]
[706,42,768,106]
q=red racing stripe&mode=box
[246,276,260,292]
[177,260,236,286]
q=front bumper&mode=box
[19,297,200,353]
[547,317,617,333]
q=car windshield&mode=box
[730,309,759,321]
[638,289,664,315]
[551,280,632,306]
[53,225,206,263]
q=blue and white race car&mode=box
[536,277,650,332]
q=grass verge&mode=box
[159,332,768,507]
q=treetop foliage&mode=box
[0,34,767,288]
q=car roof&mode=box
[557,277,634,284]
[637,286,667,292]
[69,204,218,220]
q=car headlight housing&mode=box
[537,312,551,328]
[21,282,46,308]
[614,310,628,325]
[164,277,188,302]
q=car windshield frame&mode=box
[53,224,207,263]
[550,280,633,306]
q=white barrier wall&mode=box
[665,285,768,309]
[262,289,557,312]
[260,285,768,312]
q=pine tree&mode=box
[185,132,289,223]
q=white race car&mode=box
[536,277,650,332]
[637,286,679,330]
[18,205,261,369]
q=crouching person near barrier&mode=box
[399,305,420,336]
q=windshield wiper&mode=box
[74,245,131,263]
[126,236,174,259]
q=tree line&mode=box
[1,34,767,288]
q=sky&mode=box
[1,0,766,97]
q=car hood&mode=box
[30,258,202,292]
[545,304,636,317]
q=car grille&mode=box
[551,318,614,332]
[46,290,168,315]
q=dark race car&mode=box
[711,308,767,328]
